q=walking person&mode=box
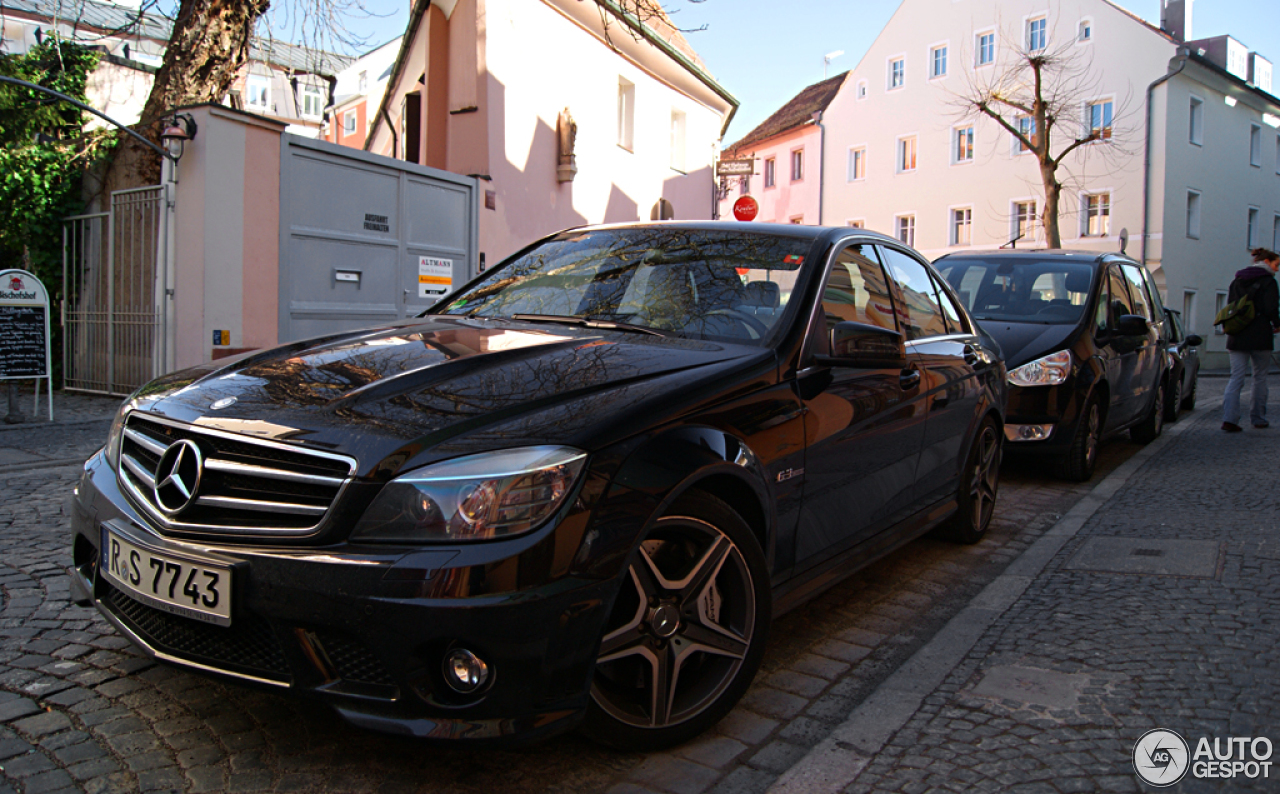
[1222,247,1280,432]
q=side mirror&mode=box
[816,321,907,368]
[1116,314,1150,336]
[1185,333,1203,347]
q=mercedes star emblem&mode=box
[153,439,204,515]
[210,397,237,410]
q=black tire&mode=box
[1163,374,1183,424]
[1130,378,1165,444]
[1182,376,1197,410]
[943,417,1001,544]
[1059,394,1102,482]
[583,493,770,751]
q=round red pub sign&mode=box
[733,195,760,222]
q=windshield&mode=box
[435,228,812,345]
[936,258,1095,325]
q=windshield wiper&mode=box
[511,314,668,337]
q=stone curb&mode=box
[766,398,1221,794]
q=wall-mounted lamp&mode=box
[1224,95,1238,107]
[160,113,198,162]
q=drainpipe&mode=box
[812,111,826,226]
[1141,47,1189,268]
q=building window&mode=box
[977,32,995,66]
[889,58,905,89]
[931,45,948,78]
[1247,207,1260,248]
[848,219,865,228]
[1078,19,1092,41]
[791,149,804,181]
[1028,17,1047,52]
[857,79,868,100]
[358,70,368,93]
[1186,190,1201,239]
[1250,124,1262,166]
[1215,292,1228,334]
[247,75,271,109]
[951,207,972,245]
[301,84,324,119]
[896,215,916,247]
[1276,135,1280,174]
[847,147,866,181]
[617,77,635,151]
[343,109,357,135]
[954,126,974,163]
[1083,193,1110,236]
[1088,100,1114,140]
[1189,96,1203,145]
[898,136,917,172]
[1182,290,1197,333]
[1016,115,1036,153]
[1275,214,1280,251]
[670,109,686,172]
[764,158,776,188]
[1013,200,1037,241]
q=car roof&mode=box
[561,220,905,250]
[934,248,1138,268]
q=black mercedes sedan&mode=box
[70,223,1005,750]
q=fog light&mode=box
[1005,423,1054,442]
[443,648,490,693]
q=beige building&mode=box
[365,0,738,265]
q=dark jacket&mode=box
[1226,266,1280,351]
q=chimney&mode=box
[1161,0,1193,43]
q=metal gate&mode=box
[62,185,170,395]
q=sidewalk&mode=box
[773,377,1276,793]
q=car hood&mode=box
[977,320,1079,370]
[130,316,769,476]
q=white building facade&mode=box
[818,0,1278,365]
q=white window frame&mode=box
[896,214,917,247]
[949,205,973,246]
[342,108,357,135]
[887,54,906,90]
[1215,291,1228,334]
[929,43,949,79]
[976,29,996,67]
[856,79,868,100]
[1014,115,1036,154]
[247,74,271,110]
[1247,206,1260,248]
[358,71,368,93]
[1186,189,1201,239]
[1086,97,1115,141]
[1181,290,1197,334]
[617,77,635,151]
[1082,192,1111,237]
[301,84,324,119]
[1250,123,1262,167]
[670,109,687,172]
[897,135,918,173]
[1012,199,1038,243]
[1027,16,1048,52]
[953,126,974,164]
[790,148,804,182]
[1188,96,1204,146]
[1077,17,1093,43]
[847,146,867,182]
[764,157,776,189]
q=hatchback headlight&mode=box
[351,446,587,543]
[1007,350,1072,387]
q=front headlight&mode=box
[1007,350,1072,387]
[104,405,129,470]
[351,446,587,543]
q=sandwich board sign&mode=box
[0,269,53,420]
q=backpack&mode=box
[1215,280,1265,335]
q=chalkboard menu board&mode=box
[0,305,48,378]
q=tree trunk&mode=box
[1040,161,1062,249]
[102,0,270,196]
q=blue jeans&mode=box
[1223,350,1273,426]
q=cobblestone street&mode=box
[0,378,1253,793]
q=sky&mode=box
[339,0,1279,143]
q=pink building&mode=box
[718,72,847,226]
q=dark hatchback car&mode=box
[935,250,1168,481]
[71,223,1005,750]
[1163,308,1202,421]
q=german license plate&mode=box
[100,527,232,627]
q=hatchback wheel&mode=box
[585,494,770,750]
[1131,379,1165,443]
[1163,376,1183,423]
[1060,395,1101,482]
[944,417,1001,544]
[1182,377,1197,410]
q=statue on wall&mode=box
[557,108,577,183]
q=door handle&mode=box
[899,367,921,391]
[963,344,979,365]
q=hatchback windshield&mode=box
[436,228,810,344]
[936,258,1095,325]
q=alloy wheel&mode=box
[1084,402,1100,468]
[968,425,1001,532]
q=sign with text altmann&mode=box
[0,269,53,420]
[716,158,755,177]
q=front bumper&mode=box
[70,452,618,743]
[1000,381,1086,454]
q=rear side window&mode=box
[1105,266,1134,327]
[877,245,949,340]
[1120,264,1152,319]
[931,273,967,334]
[821,243,898,332]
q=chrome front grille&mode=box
[118,412,357,536]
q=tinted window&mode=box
[1105,266,1134,327]
[936,257,1094,325]
[821,243,897,332]
[1120,264,1152,320]
[877,246,948,340]
[439,228,809,344]
[931,273,967,334]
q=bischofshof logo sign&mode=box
[1133,729,1190,787]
